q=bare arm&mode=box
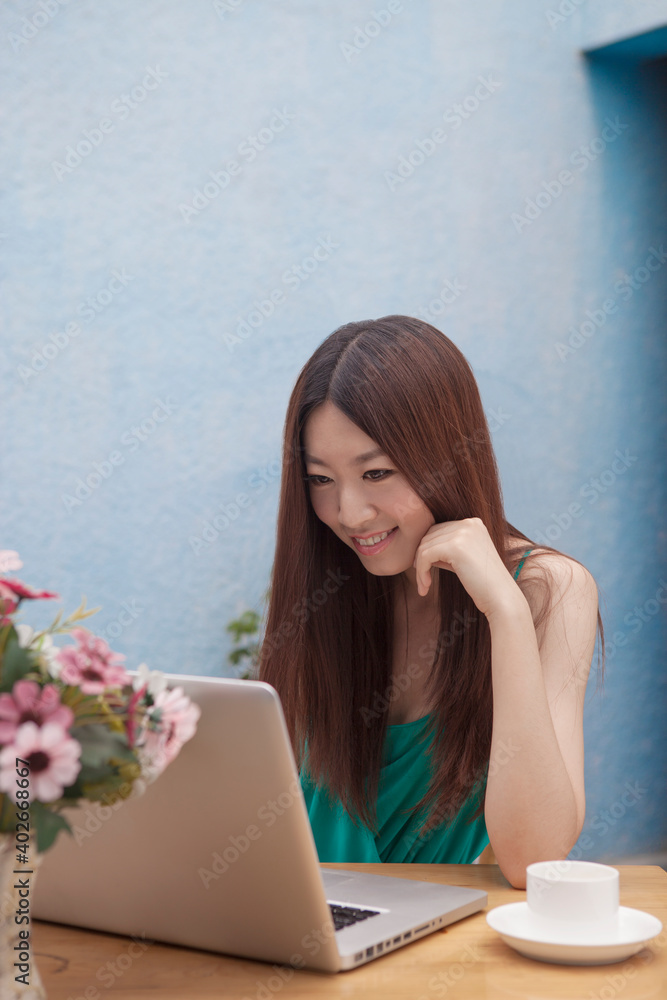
[483,554,598,887]
[412,520,600,888]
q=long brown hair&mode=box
[259,316,604,840]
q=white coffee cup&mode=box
[526,860,620,934]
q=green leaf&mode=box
[229,646,257,665]
[59,597,101,629]
[76,761,119,789]
[31,801,71,853]
[80,769,135,802]
[75,723,135,769]
[0,793,16,833]
[226,608,261,675]
[226,610,260,641]
[61,777,85,800]
[0,632,38,692]
[61,749,140,802]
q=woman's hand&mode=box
[412,517,523,619]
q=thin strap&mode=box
[513,548,533,581]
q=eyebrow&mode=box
[304,447,387,466]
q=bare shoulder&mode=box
[520,546,596,594]
[511,545,599,661]
[507,541,598,624]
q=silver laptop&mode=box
[33,675,487,972]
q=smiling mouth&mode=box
[350,526,398,553]
[354,529,394,546]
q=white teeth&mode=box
[356,530,391,546]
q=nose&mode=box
[337,485,378,535]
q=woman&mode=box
[259,315,603,889]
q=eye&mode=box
[303,469,394,485]
[303,474,331,486]
[364,469,394,481]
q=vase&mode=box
[0,832,45,1000]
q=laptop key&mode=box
[328,903,381,931]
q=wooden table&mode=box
[33,864,666,999]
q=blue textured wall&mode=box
[1,0,665,861]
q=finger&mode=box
[416,538,451,563]
[416,557,431,596]
[413,550,421,591]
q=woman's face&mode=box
[302,401,435,578]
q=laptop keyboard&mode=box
[328,902,381,931]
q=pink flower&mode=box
[0,577,60,625]
[0,680,74,743]
[141,686,200,773]
[0,722,81,803]
[0,578,60,601]
[55,628,129,694]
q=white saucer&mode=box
[486,902,663,966]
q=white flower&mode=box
[0,550,23,574]
[15,624,61,673]
[133,662,168,699]
[15,624,35,647]
[139,686,201,778]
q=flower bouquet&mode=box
[0,549,201,997]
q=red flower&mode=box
[0,584,19,624]
[0,578,60,601]
[125,684,147,748]
[0,578,60,624]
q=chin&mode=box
[360,565,397,577]
[358,557,411,578]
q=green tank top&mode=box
[299,548,533,863]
